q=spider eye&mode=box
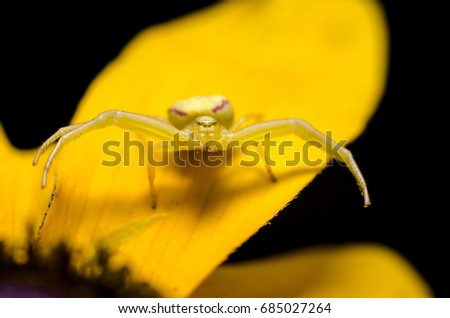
[195,117,217,127]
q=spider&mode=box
[33,95,370,208]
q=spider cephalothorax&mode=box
[33,95,370,208]
[168,95,233,130]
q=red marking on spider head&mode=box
[169,108,188,117]
[212,99,228,113]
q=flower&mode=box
[0,0,431,297]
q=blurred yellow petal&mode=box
[192,244,432,297]
[0,126,52,257]
[34,0,388,297]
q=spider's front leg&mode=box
[231,119,371,207]
[33,110,183,190]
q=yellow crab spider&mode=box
[33,95,370,208]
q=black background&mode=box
[1,2,447,296]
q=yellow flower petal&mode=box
[32,0,387,297]
[192,244,432,297]
[0,126,53,257]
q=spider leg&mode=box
[229,114,263,132]
[34,110,183,188]
[231,119,370,207]
[231,115,276,181]
[33,123,84,165]
[137,133,160,210]
[262,147,277,182]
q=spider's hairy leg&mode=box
[33,123,84,165]
[34,110,183,188]
[231,119,371,207]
